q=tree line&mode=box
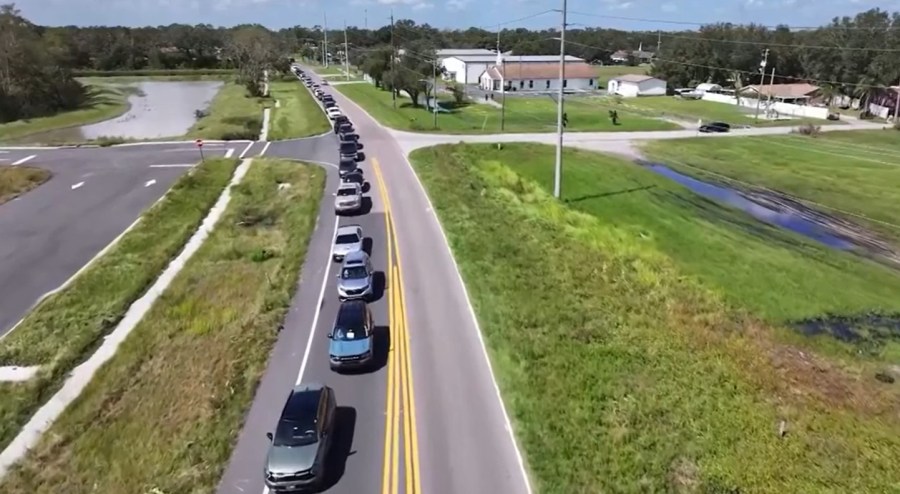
[5,1,898,122]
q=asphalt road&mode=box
[218,69,530,494]
[0,141,256,335]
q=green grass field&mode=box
[335,82,677,133]
[186,82,269,140]
[0,167,51,205]
[0,159,324,493]
[0,84,133,144]
[641,130,900,242]
[411,142,900,493]
[267,80,331,139]
[0,158,238,452]
[620,95,840,127]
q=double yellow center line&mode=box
[373,157,421,494]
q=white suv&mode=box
[326,107,342,120]
[333,183,362,214]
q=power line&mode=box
[561,38,897,89]
[566,10,900,31]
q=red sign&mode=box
[195,139,203,148]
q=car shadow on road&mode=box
[368,271,386,303]
[355,152,366,162]
[318,406,357,492]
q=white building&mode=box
[695,82,723,94]
[479,62,598,93]
[443,54,584,85]
[607,74,666,97]
[435,48,497,59]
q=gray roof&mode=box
[336,224,361,235]
[445,54,583,63]
[436,48,496,57]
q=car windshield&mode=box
[343,174,362,184]
[342,266,368,279]
[340,143,355,153]
[335,234,359,245]
[336,187,357,197]
[273,418,317,447]
[332,326,367,341]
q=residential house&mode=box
[609,43,655,64]
[442,54,584,85]
[740,83,821,105]
[607,74,667,97]
[610,50,630,63]
[478,62,597,92]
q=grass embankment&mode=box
[268,80,331,139]
[0,84,132,144]
[186,82,270,140]
[411,143,900,493]
[0,159,324,493]
[0,158,238,451]
[642,130,900,242]
[336,82,676,133]
[620,95,839,127]
[0,167,51,205]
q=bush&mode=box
[794,123,821,136]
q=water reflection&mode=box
[646,164,854,250]
[28,81,223,142]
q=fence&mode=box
[701,92,830,120]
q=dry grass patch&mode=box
[0,167,51,204]
[0,158,324,493]
[0,158,237,451]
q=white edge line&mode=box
[331,82,536,492]
[295,217,339,386]
[0,158,255,477]
[0,146,61,150]
[224,148,235,159]
[238,141,255,159]
[259,141,271,157]
[11,155,36,166]
[149,164,195,168]
[111,140,251,148]
[70,181,85,190]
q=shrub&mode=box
[794,123,821,136]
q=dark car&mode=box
[333,116,350,133]
[328,300,375,369]
[338,157,357,177]
[340,131,358,143]
[324,100,337,110]
[264,383,336,492]
[337,121,354,134]
[341,169,366,191]
[699,121,731,133]
[339,139,358,160]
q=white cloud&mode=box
[660,2,677,12]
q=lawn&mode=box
[410,142,900,493]
[0,167,51,205]
[0,84,132,144]
[267,80,331,139]
[0,157,238,452]
[336,82,677,133]
[186,82,269,140]
[619,95,840,127]
[641,130,900,242]
[0,159,324,493]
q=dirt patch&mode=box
[0,166,51,205]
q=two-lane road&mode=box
[218,68,530,494]
[0,141,253,335]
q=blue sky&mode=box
[16,0,896,30]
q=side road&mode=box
[0,155,257,476]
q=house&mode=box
[607,74,666,97]
[610,50,629,63]
[740,83,821,105]
[694,83,723,94]
[442,54,584,85]
[478,62,597,92]
[435,48,497,60]
[609,43,655,64]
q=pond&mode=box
[33,81,222,142]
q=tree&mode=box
[447,82,466,105]
[225,25,279,97]
[394,41,436,107]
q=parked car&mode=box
[333,182,362,214]
[320,80,329,86]
[339,139,358,160]
[333,115,349,133]
[338,156,357,177]
[324,100,337,109]
[326,107,342,120]
[336,251,374,301]
[328,300,375,370]
[340,131,358,142]
[263,383,336,492]
[332,224,364,262]
[699,121,731,133]
[341,169,366,191]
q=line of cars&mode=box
[261,65,379,493]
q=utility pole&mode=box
[432,59,438,129]
[323,13,329,68]
[656,30,661,53]
[343,21,350,81]
[498,28,506,132]
[893,83,900,123]
[365,9,368,30]
[390,10,396,109]
[766,66,775,117]
[754,48,769,121]
[553,0,567,199]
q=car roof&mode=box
[335,300,368,328]
[337,182,360,190]
[279,385,323,426]
[343,250,368,263]
[336,224,361,235]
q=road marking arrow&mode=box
[12,155,35,166]
[145,179,156,187]
[71,181,84,190]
